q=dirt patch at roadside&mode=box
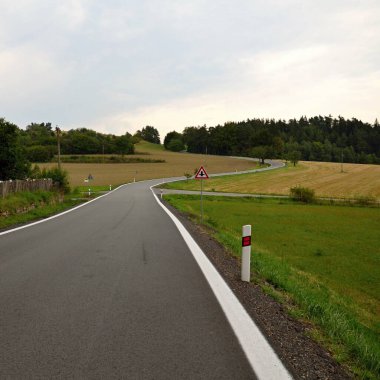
[161,199,353,380]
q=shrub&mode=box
[290,186,315,203]
[32,166,70,193]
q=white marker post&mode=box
[88,188,91,197]
[109,184,112,191]
[241,225,252,282]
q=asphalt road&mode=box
[0,179,257,379]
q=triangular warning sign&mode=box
[195,166,209,179]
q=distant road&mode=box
[211,158,285,177]
[0,159,290,379]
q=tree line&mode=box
[0,117,163,180]
[164,116,380,164]
[19,122,136,162]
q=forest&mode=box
[0,118,164,180]
[19,122,135,162]
[164,116,380,164]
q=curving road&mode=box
[0,161,290,379]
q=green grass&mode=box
[136,140,165,151]
[0,191,83,230]
[75,185,115,193]
[164,195,380,379]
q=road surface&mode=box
[0,170,290,379]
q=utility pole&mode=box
[56,126,61,170]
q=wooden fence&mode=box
[0,179,53,198]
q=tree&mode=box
[164,131,183,149]
[0,118,30,180]
[167,139,185,152]
[183,126,208,153]
[272,136,285,156]
[23,122,55,146]
[115,133,134,156]
[139,126,160,144]
[25,145,55,162]
[287,150,302,166]
[250,145,272,164]
[61,129,101,154]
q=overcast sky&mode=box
[1,0,379,137]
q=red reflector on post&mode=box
[242,236,251,247]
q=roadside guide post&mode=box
[241,225,252,282]
[194,166,209,223]
[85,174,93,197]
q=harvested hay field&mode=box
[165,161,380,200]
[38,141,257,186]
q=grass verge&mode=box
[164,195,380,379]
[0,191,84,230]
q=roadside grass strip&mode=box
[0,185,126,236]
[164,195,380,380]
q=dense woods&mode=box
[19,122,135,162]
[165,116,380,164]
[0,118,137,180]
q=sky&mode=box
[1,0,379,138]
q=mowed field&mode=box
[166,195,380,331]
[164,161,380,200]
[38,141,256,186]
[165,195,380,378]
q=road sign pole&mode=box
[241,225,252,282]
[194,166,209,223]
[201,178,203,223]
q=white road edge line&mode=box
[151,182,293,380]
[0,184,128,236]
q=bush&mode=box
[290,186,315,203]
[32,166,70,193]
[44,168,70,193]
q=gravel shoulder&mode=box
[161,198,353,380]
